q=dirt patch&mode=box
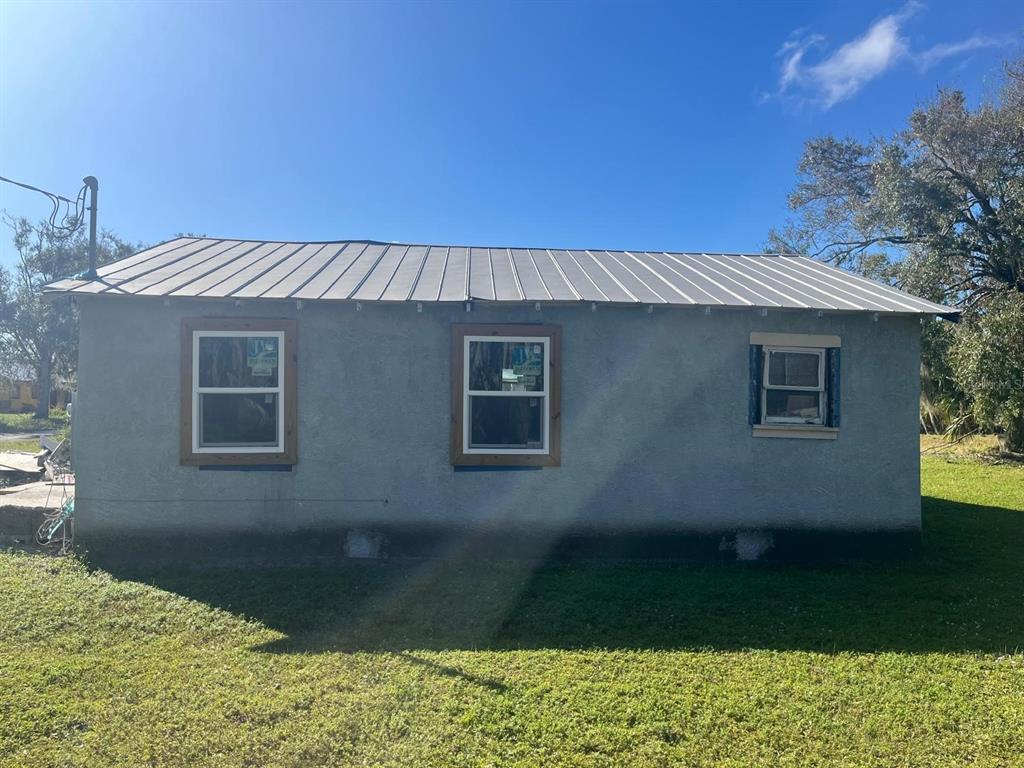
[920,434,1024,465]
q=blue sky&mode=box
[0,0,1020,269]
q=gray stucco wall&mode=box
[73,296,921,538]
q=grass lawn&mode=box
[0,438,41,454]
[0,412,67,435]
[2,457,1023,767]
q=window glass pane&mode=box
[199,336,279,388]
[469,395,543,449]
[765,389,821,422]
[199,392,279,447]
[468,341,545,392]
[767,351,820,388]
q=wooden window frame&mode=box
[451,323,561,467]
[181,317,297,466]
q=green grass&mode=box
[0,438,40,454]
[0,411,67,435]
[2,457,1023,767]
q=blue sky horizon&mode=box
[0,0,1021,269]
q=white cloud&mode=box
[777,33,824,91]
[771,4,1012,109]
[914,35,1011,71]
[811,16,908,107]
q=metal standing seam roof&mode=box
[43,237,959,317]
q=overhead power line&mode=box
[0,173,99,277]
[0,174,90,238]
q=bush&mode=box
[48,407,70,424]
[919,318,968,434]
[951,293,1024,452]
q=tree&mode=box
[950,293,1024,451]
[0,216,137,416]
[770,59,1024,450]
[770,60,1023,299]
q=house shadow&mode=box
[98,497,1024,656]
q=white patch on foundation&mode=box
[344,529,385,558]
[720,530,775,561]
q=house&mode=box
[44,237,958,559]
[0,378,39,413]
[0,368,69,414]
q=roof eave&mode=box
[41,286,962,319]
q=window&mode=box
[762,347,825,424]
[451,324,561,466]
[748,333,840,438]
[181,318,297,465]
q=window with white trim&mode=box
[466,335,548,452]
[194,331,284,450]
[181,318,297,465]
[761,346,826,425]
[451,324,561,466]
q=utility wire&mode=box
[0,174,88,237]
[0,175,76,204]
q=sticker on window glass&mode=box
[247,338,278,377]
[512,345,543,378]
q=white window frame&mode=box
[463,334,550,455]
[192,329,285,454]
[761,346,826,426]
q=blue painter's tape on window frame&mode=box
[454,465,543,472]
[827,347,841,427]
[199,464,293,472]
[748,344,763,425]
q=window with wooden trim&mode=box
[451,324,561,466]
[181,318,297,465]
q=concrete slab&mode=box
[0,452,42,474]
[0,479,70,510]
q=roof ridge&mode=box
[154,236,792,258]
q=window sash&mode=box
[195,387,279,394]
[192,330,285,453]
[761,346,826,425]
[763,347,825,392]
[762,390,826,424]
[463,335,550,455]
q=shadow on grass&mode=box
[103,498,1024,655]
